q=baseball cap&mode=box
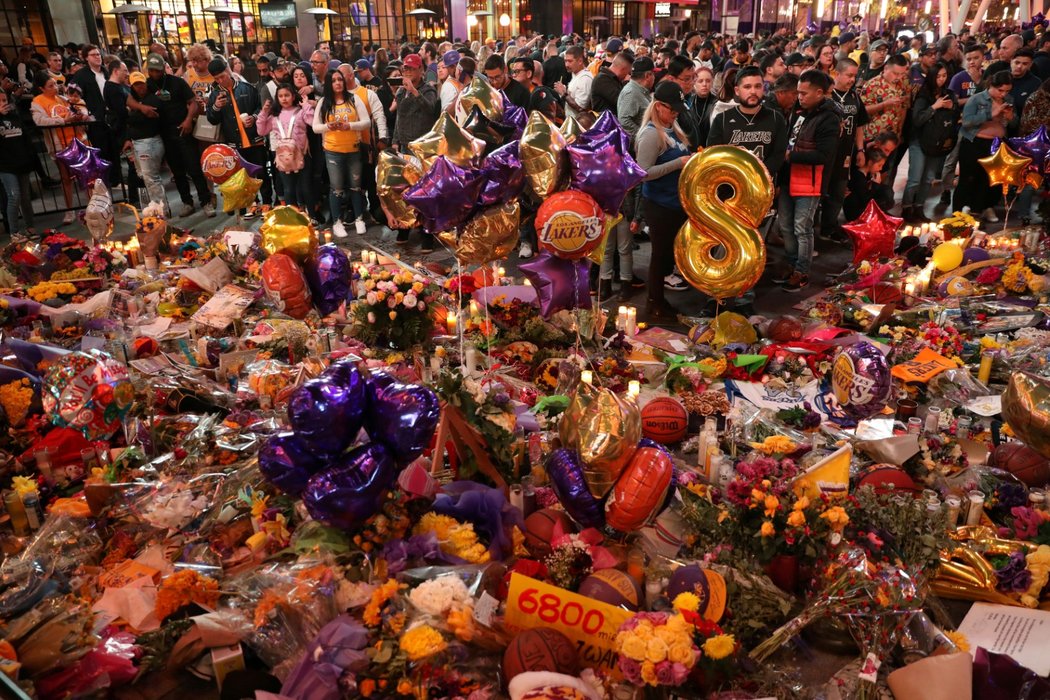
[920,44,937,55]
[145,53,166,71]
[354,58,370,70]
[441,50,460,68]
[129,71,147,85]
[403,54,423,69]
[1022,29,1037,43]
[870,39,889,51]
[653,80,686,113]
[785,52,807,66]
[840,31,857,43]
[606,37,624,53]
[631,56,655,75]
[329,59,342,71]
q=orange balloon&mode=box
[535,190,605,260]
[979,143,1031,194]
[261,253,312,319]
[605,446,674,532]
[201,144,242,184]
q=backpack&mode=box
[919,94,959,157]
[273,110,305,173]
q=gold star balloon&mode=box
[408,112,486,170]
[437,201,520,264]
[454,73,504,122]
[979,142,1031,195]
[560,115,585,144]
[377,149,424,230]
[520,111,568,199]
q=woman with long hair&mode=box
[955,70,1016,222]
[312,69,371,237]
[636,82,692,322]
[257,83,315,214]
[291,65,316,103]
[902,61,959,222]
[710,66,739,123]
[817,44,835,74]
[31,72,87,224]
[374,47,389,76]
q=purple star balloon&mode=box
[584,110,631,152]
[403,156,485,233]
[54,138,91,169]
[568,130,646,215]
[305,243,351,316]
[1005,126,1050,174]
[238,152,263,178]
[462,104,519,153]
[519,252,591,317]
[478,140,525,207]
[68,151,112,190]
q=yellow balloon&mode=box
[408,112,486,170]
[437,201,520,264]
[673,146,773,300]
[455,74,503,122]
[1002,371,1050,459]
[560,115,585,144]
[931,241,964,272]
[259,205,317,262]
[559,382,641,499]
[219,168,262,214]
[979,143,1031,194]
[377,149,424,230]
[520,111,567,199]
[710,311,757,348]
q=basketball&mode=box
[577,569,642,611]
[666,564,728,622]
[857,464,920,495]
[502,629,579,682]
[524,509,576,558]
[641,397,689,444]
[990,443,1050,487]
[870,282,903,305]
[764,315,804,342]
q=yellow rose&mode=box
[640,661,658,685]
[760,520,775,537]
[668,642,695,666]
[764,494,780,517]
[666,613,690,633]
[645,637,669,663]
[619,635,647,661]
[787,510,806,527]
[655,627,679,646]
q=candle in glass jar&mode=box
[324,231,332,244]
[617,305,629,331]
[360,250,369,263]
[445,311,457,335]
[627,380,640,400]
[978,350,994,384]
[581,370,593,385]
[626,307,637,335]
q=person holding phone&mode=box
[902,62,960,223]
[954,70,1017,222]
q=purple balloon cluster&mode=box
[304,244,352,316]
[568,111,646,215]
[992,126,1050,175]
[259,360,440,528]
[55,138,111,190]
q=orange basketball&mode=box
[524,508,576,558]
[200,144,242,184]
[990,443,1050,487]
[577,569,642,610]
[857,464,920,495]
[764,315,804,342]
[502,628,579,683]
[535,190,605,260]
[641,397,689,444]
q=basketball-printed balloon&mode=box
[577,569,642,610]
[201,143,242,184]
[990,442,1050,487]
[502,629,579,682]
[640,397,689,444]
[605,446,674,532]
[535,190,605,260]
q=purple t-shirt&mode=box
[948,70,981,99]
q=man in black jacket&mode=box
[822,58,868,242]
[775,69,842,292]
[70,44,118,185]
[590,52,633,114]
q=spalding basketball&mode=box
[524,508,576,558]
[577,569,642,611]
[857,464,920,495]
[990,443,1050,487]
[641,397,689,444]
[502,628,579,682]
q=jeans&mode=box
[0,171,33,234]
[132,136,167,206]
[820,171,848,234]
[276,155,315,212]
[778,190,819,275]
[163,132,212,206]
[941,139,961,188]
[903,141,946,208]
[324,149,365,223]
[600,216,634,281]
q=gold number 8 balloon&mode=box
[672,146,774,300]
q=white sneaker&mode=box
[62,211,75,225]
[354,218,367,235]
[664,273,689,292]
[982,207,999,223]
[203,201,217,218]
[961,206,971,214]
[519,242,533,259]
[333,220,348,238]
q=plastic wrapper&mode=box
[278,614,370,700]
[34,628,139,699]
[894,611,960,665]
[3,595,97,678]
[928,368,991,406]
[2,516,103,578]
[246,359,302,406]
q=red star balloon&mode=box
[842,200,902,266]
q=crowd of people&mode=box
[3,22,1050,319]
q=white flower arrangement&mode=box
[408,575,472,617]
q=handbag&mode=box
[192,116,222,143]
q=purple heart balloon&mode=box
[962,246,991,266]
[546,448,605,528]
[303,442,398,528]
[289,374,366,456]
[478,140,526,207]
[403,156,485,233]
[68,151,112,190]
[568,130,646,215]
[831,341,891,420]
[305,243,351,316]
[364,379,440,466]
[519,253,591,318]
[323,356,362,388]
[259,431,323,496]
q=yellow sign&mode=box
[505,573,631,675]
[891,347,956,384]
[793,444,852,500]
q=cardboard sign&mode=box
[505,573,631,675]
[891,347,956,383]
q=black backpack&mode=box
[919,93,959,157]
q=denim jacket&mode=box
[959,90,1018,142]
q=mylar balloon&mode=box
[54,138,90,170]
[1002,372,1050,459]
[303,442,399,528]
[674,146,773,300]
[260,205,318,262]
[462,104,518,152]
[219,168,262,213]
[519,253,591,317]
[455,73,504,122]
[41,351,133,440]
[83,179,113,242]
[261,253,313,319]
[477,140,525,207]
[201,143,242,184]
[408,112,485,170]
[403,156,485,233]
[289,372,366,456]
[980,142,1031,194]
[259,431,323,496]
[567,131,646,215]
[1006,126,1050,173]
[546,448,605,529]
[585,111,632,153]
[560,115,585,144]
[535,190,606,260]
[68,151,112,190]
[438,201,520,264]
[520,111,567,199]
[831,341,892,420]
[605,446,674,532]
[377,149,424,230]
[364,378,441,466]
[842,200,902,266]
[304,243,351,316]
[962,247,991,265]
[559,382,642,498]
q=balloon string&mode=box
[573,263,584,358]
[457,258,465,375]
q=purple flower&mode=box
[996,551,1033,593]
[619,657,642,684]
[655,660,676,685]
